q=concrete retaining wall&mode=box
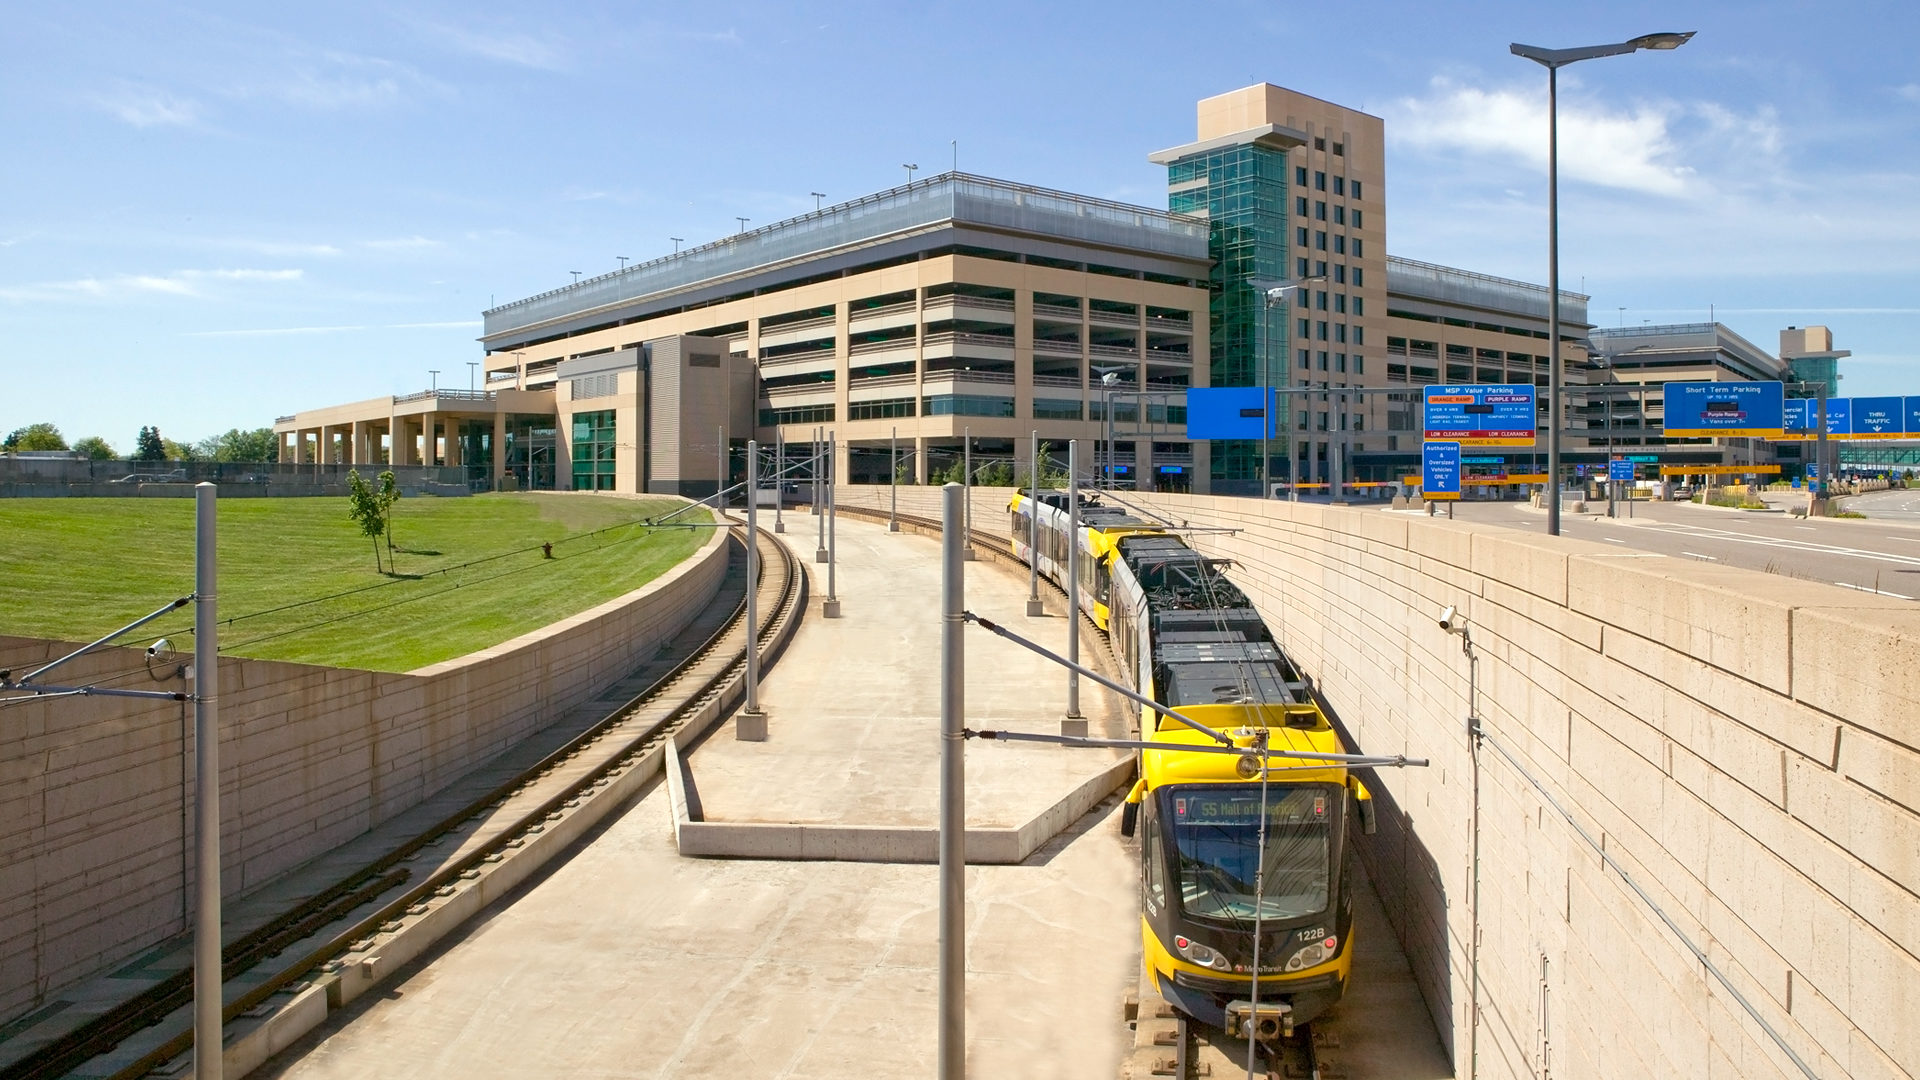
[0,523,729,1023]
[828,483,1920,1079]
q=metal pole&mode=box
[824,433,840,617]
[1816,385,1830,500]
[889,426,900,532]
[773,429,785,533]
[1027,431,1042,616]
[745,441,761,714]
[1066,440,1081,720]
[937,481,967,1080]
[963,426,975,558]
[717,425,726,508]
[811,426,821,517]
[192,483,221,1080]
[815,428,827,561]
[1262,300,1272,498]
[1546,64,1563,536]
[1287,345,1299,504]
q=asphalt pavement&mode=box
[1438,494,1920,600]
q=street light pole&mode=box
[1027,430,1043,617]
[1264,278,1323,500]
[1512,31,1695,536]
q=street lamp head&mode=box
[1628,31,1695,50]
[1512,31,1694,67]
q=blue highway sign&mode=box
[1423,384,1536,446]
[1422,441,1462,500]
[1662,381,1785,437]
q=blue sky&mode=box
[5,1,1917,450]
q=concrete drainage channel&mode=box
[6,527,805,1080]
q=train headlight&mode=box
[1173,934,1232,971]
[1283,935,1338,972]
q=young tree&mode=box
[377,470,400,560]
[72,436,116,460]
[134,426,166,462]
[346,470,387,573]
[162,438,200,462]
[3,423,68,452]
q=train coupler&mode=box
[1225,998,1293,1042]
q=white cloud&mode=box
[0,268,302,303]
[360,235,443,251]
[407,17,566,69]
[92,86,201,128]
[225,51,448,111]
[1387,77,1692,196]
[186,319,479,337]
[1896,84,1920,103]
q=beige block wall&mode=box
[828,483,1920,1079]
[0,524,728,1022]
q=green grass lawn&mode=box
[0,494,711,672]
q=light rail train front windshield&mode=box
[1165,784,1333,922]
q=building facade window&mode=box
[1315,170,1327,190]
[1316,231,1327,250]
[849,397,915,420]
[1333,235,1346,255]
[1351,181,1363,200]
[1296,196,1309,215]
[1333,176,1345,195]
[1333,206,1345,226]
[1032,397,1084,420]
[923,394,1015,417]
[760,403,836,426]
[1299,348,1310,370]
[1352,209,1363,229]
[1296,166,1308,185]
[1297,226,1309,246]
[569,409,617,491]
[1316,201,1327,220]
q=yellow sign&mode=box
[1658,464,1783,476]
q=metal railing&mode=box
[1088,342,1139,360]
[1033,337,1081,355]
[1387,254,1587,324]
[483,172,1206,341]
[924,369,1015,385]
[1031,374,1083,389]
[1032,302,1083,322]
[924,330,1015,352]
[391,389,495,405]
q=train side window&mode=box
[1096,559,1111,603]
[1141,802,1167,909]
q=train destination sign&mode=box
[1423,384,1536,446]
[1661,381,1784,437]
[1422,441,1462,500]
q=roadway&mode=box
[1437,493,1920,600]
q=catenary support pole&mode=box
[193,483,222,1080]
[739,442,766,738]
[815,429,827,561]
[1026,430,1043,617]
[717,425,726,508]
[962,426,975,560]
[824,433,840,617]
[889,426,900,532]
[811,426,821,517]
[773,429,785,533]
[1065,441,1083,731]
[937,481,966,1080]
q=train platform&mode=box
[259,514,1146,1078]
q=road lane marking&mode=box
[1604,537,1625,543]
[1832,581,1914,600]
[1682,551,1719,561]
[1795,527,1816,531]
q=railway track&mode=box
[2,522,803,1080]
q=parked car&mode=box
[110,469,187,483]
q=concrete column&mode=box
[833,435,851,490]
[420,412,438,467]
[915,435,929,484]
[446,420,463,468]
[391,418,413,466]
[350,421,369,465]
[491,410,507,490]
[1135,437,1151,491]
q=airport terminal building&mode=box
[281,82,1821,496]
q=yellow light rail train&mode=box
[1009,490,1378,1040]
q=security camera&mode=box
[147,638,174,661]
[1438,606,1464,634]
